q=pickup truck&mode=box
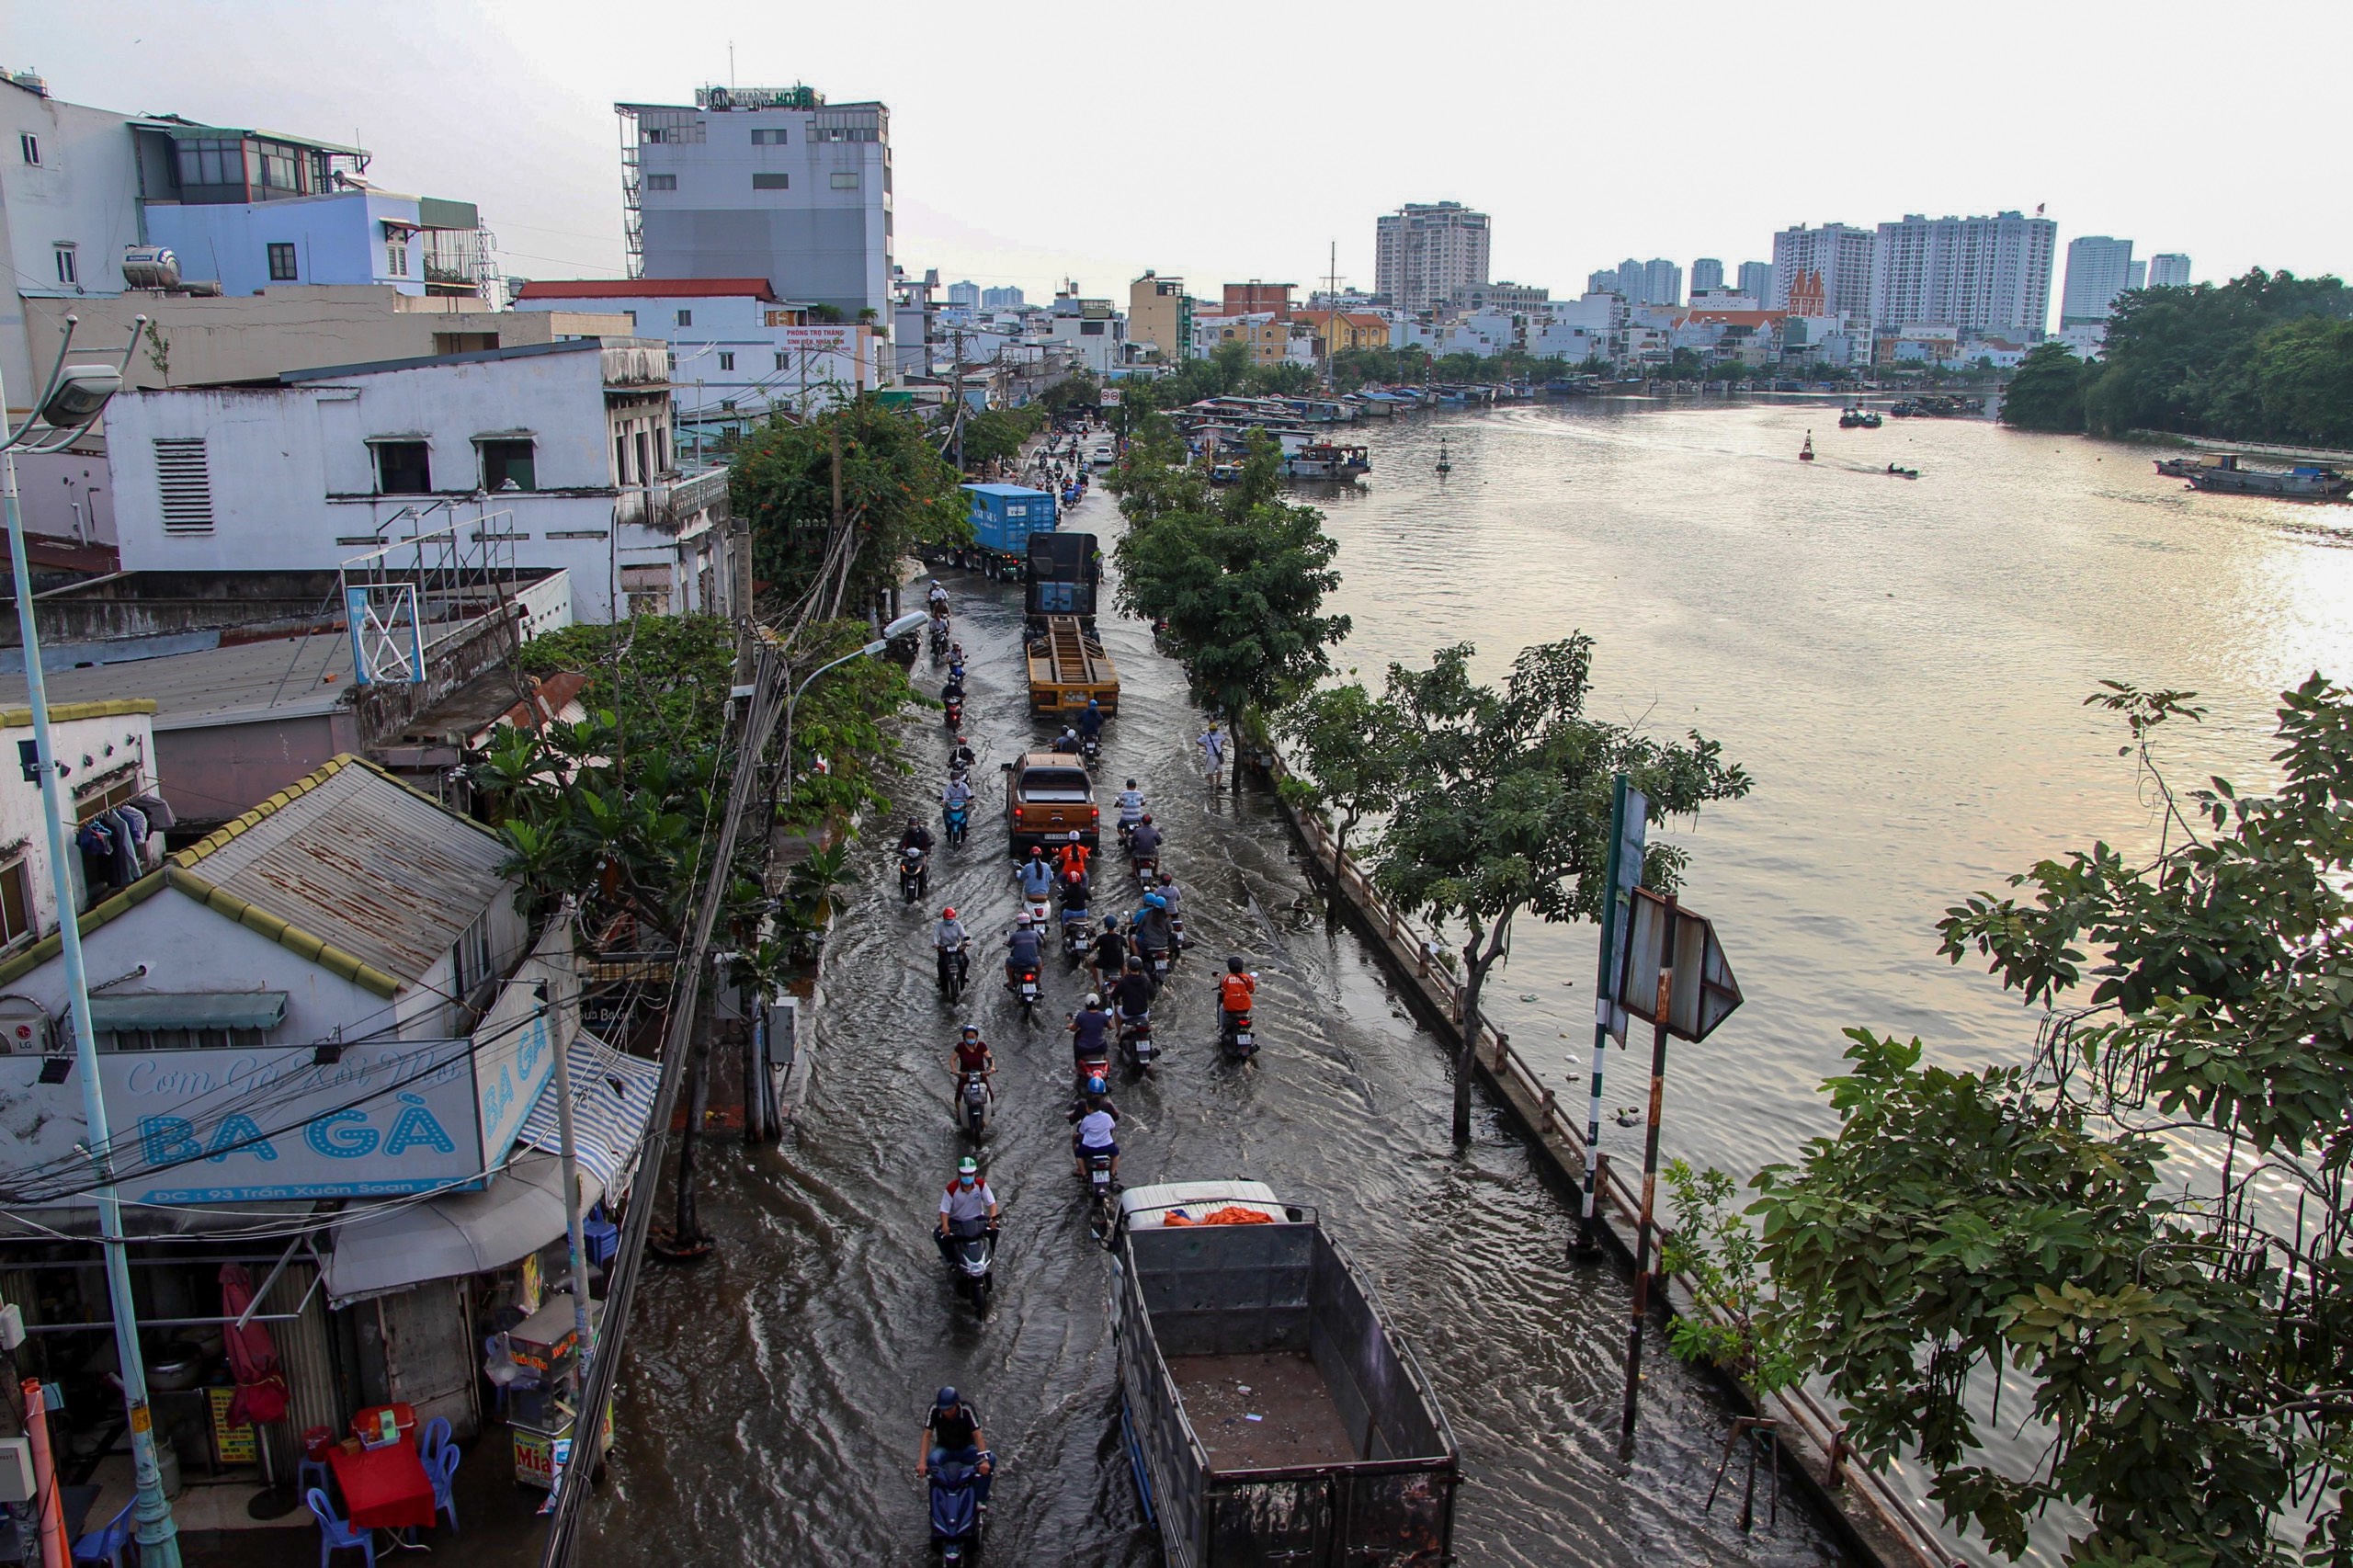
[1113,1181,1459,1567]
[1002,752,1100,852]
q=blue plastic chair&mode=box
[69,1498,132,1568]
[581,1209,620,1269]
[304,1486,378,1568]
[417,1415,450,1466]
[428,1440,460,1532]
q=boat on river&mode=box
[1886,464,1918,480]
[1838,406,1882,429]
[1282,442,1370,482]
[2180,454,2351,501]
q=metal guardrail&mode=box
[1260,746,1963,1568]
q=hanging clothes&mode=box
[128,792,176,831]
[76,817,116,891]
[103,811,139,887]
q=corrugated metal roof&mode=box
[173,757,509,984]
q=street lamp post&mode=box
[779,612,928,809]
[0,315,183,1566]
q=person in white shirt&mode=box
[936,1156,998,1264]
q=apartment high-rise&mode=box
[1375,201,1491,314]
[1867,211,2058,335]
[619,84,893,321]
[1609,258,1682,307]
[1736,260,1774,302]
[980,284,1025,309]
[2060,235,2137,326]
[1690,258,1724,295]
[2127,259,2147,291]
[946,279,980,307]
[2146,253,2193,289]
[1130,270,1192,360]
[1770,223,1874,319]
[1586,268,1618,296]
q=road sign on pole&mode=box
[1573,778,1646,1260]
[1617,888,1743,1042]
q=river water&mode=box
[577,401,2353,1566]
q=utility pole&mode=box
[1619,914,1675,1455]
[1,320,180,1565]
[951,326,968,473]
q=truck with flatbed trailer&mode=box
[1026,617,1119,716]
[1113,1181,1460,1567]
[1025,530,1102,632]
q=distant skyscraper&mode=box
[1868,211,2059,335]
[1376,202,1490,314]
[2146,253,2192,288]
[1737,260,1773,301]
[1772,223,1874,319]
[1586,268,1618,296]
[2061,235,2137,326]
[980,285,1025,309]
[2127,259,2147,290]
[1691,258,1723,295]
[947,279,980,307]
[1608,258,1682,306]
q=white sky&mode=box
[17,0,2350,306]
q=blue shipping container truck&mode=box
[959,483,1058,578]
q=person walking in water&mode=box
[1198,723,1227,789]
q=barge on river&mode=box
[2164,453,2352,501]
[1113,1181,1459,1566]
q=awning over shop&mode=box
[319,1032,658,1302]
[323,1153,597,1304]
[88,991,289,1030]
[515,1031,660,1192]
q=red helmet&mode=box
[1029,846,1043,858]
[1140,813,1154,825]
[941,906,957,919]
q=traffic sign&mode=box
[1617,888,1743,1042]
[1596,781,1648,1044]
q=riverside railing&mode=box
[1258,746,1963,1568]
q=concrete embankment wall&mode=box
[1255,746,1962,1568]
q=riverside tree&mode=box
[1753,676,2353,1565]
[1279,678,1404,910]
[1368,636,1751,1142]
[1114,433,1350,789]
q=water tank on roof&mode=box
[121,247,180,290]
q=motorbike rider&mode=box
[1075,698,1105,744]
[1112,956,1154,1033]
[1127,813,1164,864]
[1090,915,1129,997]
[940,772,976,822]
[927,579,950,612]
[933,906,970,989]
[1131,895,1174,970]
[935,1158,999,1265]
[1069,1077,1121,1180]
[1068,994,1113,1079]
[916,1387,992,1509]
[1154,870,1184,931]
[1051,725,1082,756]
[1054,831,1092,883]
[951,1024,995,1083]
[949,734,978,773]
[1005,913,1045,990]
[1013,846,1055,904]
[1115,779,1147,840]
[1219,955,1258,1037]
[899,816,935,862]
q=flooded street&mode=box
[581,505,1852,1563]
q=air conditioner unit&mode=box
[0,1002,53,1055]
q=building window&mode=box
[17,133,36,165]
[385,237,409,276]
[478,438,536,492]
[174,138,244,188]
[646,174,676,191]
[676,309,692,327]
[830,171,859,190]
[0,858,31,949]
[751,173,790,190]
[450,910,495,1006]
[267,242,299,281]
[373,440,432,495]
[636,430,653,483]
[153,437,213,535]
[750,129,788,145]
[614,433,630,485]
[775,350,787,370]
[718,351,734,370]
[52,244,76,286]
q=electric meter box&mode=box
[0,1002,50,1055]
[0,1437,32,1504]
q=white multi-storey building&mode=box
[1770,223,1875,320]
[1375,201,1490,314]
[619,85,893,323]
[2146,253,2192,289]
[1865,211,2058,336]
[2060,234,2136,326]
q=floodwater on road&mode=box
[578,489,1854,1564]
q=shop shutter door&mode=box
[378,1279,481,1441]
[261,1262,343,1481]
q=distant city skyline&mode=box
[14,1,2343,311]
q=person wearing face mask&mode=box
[936,1155,999,1266]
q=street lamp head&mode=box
[38,366,122,430]
[883,610,930,640]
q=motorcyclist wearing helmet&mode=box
[1131,895,1173,967]
[1005,913,1045,987]
[1069,1076,1121,1179]
[949,734,978,772]
[1054,830,1091,882]
[1112,956,1154,1028]
[933,906,969,989]
[1154,870,1183,925]
[950,1024,994,1083]
[940,772,976,815]
[941,667,966,706]
[1219,955,1258,1026]
[900,816,935,857]
[916,1386,992,1507]
[1068,994,1113,1079]
[1013,846,1054,902]
[1090,915,1128,996]
[927,578,950,611]
[1127,813,1163,862]
[935,1158,999,1265]
[1051,725,1082,756]
[1115,779,1146,836]
[1075,698,1104,742]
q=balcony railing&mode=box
[614,467,731,534]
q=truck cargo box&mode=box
[1115,1184,1458,1567]
[961,483,1057,569]
[1027,530,1100,625]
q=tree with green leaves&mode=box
[1368,637,1752,1142]
[730,394,968,618]
[1997,342,2100,433]
[960,404,1043,473]
[1114,433,1350,790]
[1279,678,1404,910]
[1753,676,2353,1565]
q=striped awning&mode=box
[515,1031,661,1194]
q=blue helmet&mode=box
[1142,892,1166,910]
[936,1386,959,1411]
[1086,1075,1108,1096]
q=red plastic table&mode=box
[326,1440,436,1530]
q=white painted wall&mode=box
[0,706,159,941]
[0,77,143,404]
[514,290,877,421]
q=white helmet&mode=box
[1016,912,1032,927]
